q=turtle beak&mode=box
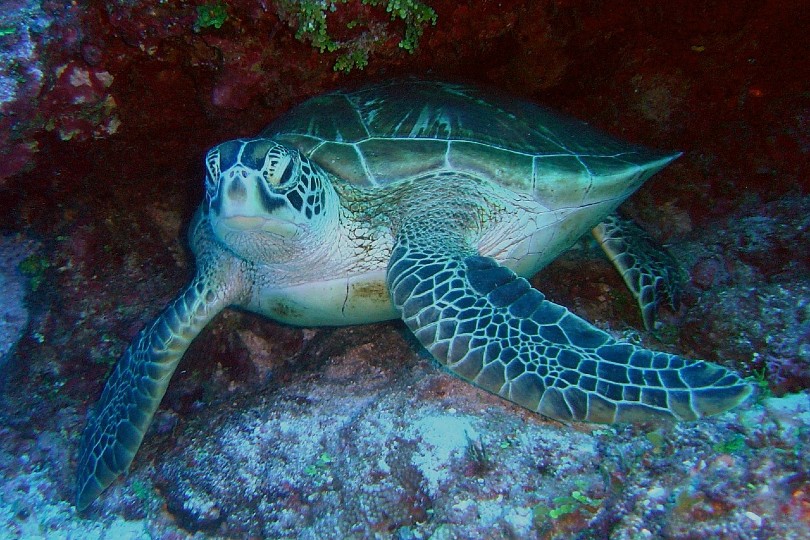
[217,214,301,239]
[212,165,302,237]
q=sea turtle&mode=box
[76,80,751,510]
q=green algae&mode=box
[195,1,229,31]
[280,0,436,72]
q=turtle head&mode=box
[204,138,337,261]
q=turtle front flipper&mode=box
[387,223,751,425]
[592,214,683,331]
[76,269,242,510]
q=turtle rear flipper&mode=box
[593,214,684,331]
[387,221,751,424]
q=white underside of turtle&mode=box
[75,80,752,510]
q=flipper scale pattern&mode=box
[593,214,683,330]
[387,226,751,426]
[75,275,235,510]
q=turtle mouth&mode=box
[218,214,301,238]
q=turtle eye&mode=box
[278,160,295,186]
[263,153,298,188]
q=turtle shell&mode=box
[262,80,676,207]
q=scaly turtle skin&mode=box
[76,80,751,510]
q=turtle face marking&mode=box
[205,138,328,236]
[205,138,335,261]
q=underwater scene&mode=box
[1,1,808,538]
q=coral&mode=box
[39,61,121,141]
[0,0,50,115]
[0,0,52,183]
